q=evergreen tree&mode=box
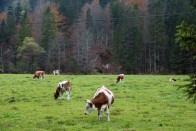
[0,0,12,12]
[164,0,193,73]
[58,0,90,25]
[111,1,143,73]
[40,6,57,71]
[16,10,32,48]
[15,3,22,24]
[175,20,196,73]
[176,21,196,52]
[6,6,16,39]
[29,0,38,11]
[111,0,127,62]
[86,8,93,30]
[100,0,111,8]
[4,6,17,73]
[0,20,6,72]
[147,0,166,73]
[174,1,196,104]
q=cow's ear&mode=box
[85,99,89,103]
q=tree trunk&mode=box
[0,43,4,71]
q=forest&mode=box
[0,0,195,74]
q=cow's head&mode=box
[33,74,37,79]
[84,99,95,115]
[54,87,60,99]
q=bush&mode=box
[179,74,196,103]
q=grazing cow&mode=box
[53,70,60,75]
[116,74,124,83]
[170,78,176,82]
[33,71,45,81]
[84,86,114,121]
[54,81,72,100]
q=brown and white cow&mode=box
[33,71,45,81]
[53,70,60,75]
[54,81,72,100]
[84,86,114,121]
[116,74,124,83]
[169,78,176,82]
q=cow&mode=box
[54,81,72,100]
[33,71,45,81]
[169,78,176,82]
[53,70,60,75]
[84,86,114,121]
[116,74,124,83]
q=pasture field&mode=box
[0,74,196,131]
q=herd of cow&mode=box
[33,70,125,121]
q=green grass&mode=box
[0,74,196,131]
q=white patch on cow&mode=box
[100,104,107,112]
[58,81,68,88]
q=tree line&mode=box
[0,0,195,74]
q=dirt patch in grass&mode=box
[10,106,19,110]
[111,109,122,115]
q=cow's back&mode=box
[59,81,72,91]
[94,86,114,106]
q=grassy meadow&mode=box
[0,74,196,131]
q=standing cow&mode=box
[84,86,114,121]
[53,70,60,75]
[116,74,124,83]
[54,81,72,100]
[33,71,45,81]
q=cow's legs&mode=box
[59,92,64,99]
[66,91,70,100]
[43,75,45,80]
[104,106,110,121]
[98,110,102,120]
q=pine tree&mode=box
[147,0,166,73]
[0,20,6,72]
[40,6,57,71]
[111,0,126,63]
[86,8,93,30]
[16,10,32,48]
[15,3,22,24]
[100,0,111,8]
[58,0,90,25]
[4,6,17,73]
[6,6,16,39]
[111,1,143,73]
[164,0,193,73]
